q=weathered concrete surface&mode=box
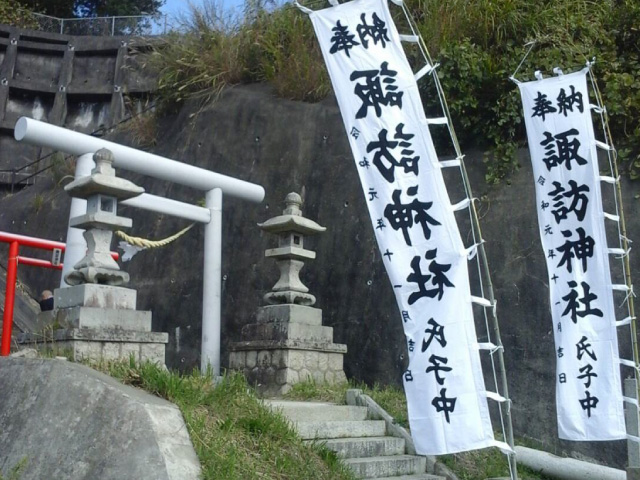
[515,446,625,480]
[0,265,41,333]
[0,25,155,185]
[0,83,639,468]
[0,358,200,479]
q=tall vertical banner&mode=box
[308,0,497,454]
[518,70,626,440]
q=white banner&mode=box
[308,0,497,454]
[518,69,625,440]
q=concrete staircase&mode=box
[265,400,446,480]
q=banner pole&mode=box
[589,70,639,472]
[460,161,518,479]
[400,3,518,477]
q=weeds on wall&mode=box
[146,0,640,184]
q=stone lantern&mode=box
[18,148,168,364]
[258,192,325,306]
[63,148,144,286]
[229,192,346,396]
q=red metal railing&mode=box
[0,231,118,356]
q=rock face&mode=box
[1,83,638,467]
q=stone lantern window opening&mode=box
[86,194,118,216]
[99,195,116,214]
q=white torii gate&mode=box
[14,117,265,376]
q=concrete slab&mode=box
[295,420,386,440]
[54,284,136,309]
[54,306,152,331]
[0,357,200,480]
[242,322,334,343]
[256,304,323,325]
[344,454,426,478]
[314,436,406,459]
[18,328,168,343]
[265,400,368,422]
[363,475,445,480]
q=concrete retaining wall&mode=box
[0,83,638,468]
[0,25,154,185]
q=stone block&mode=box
[140,344,165,364]
[271,350,287,369]
[245,350,257,369]
[299,369,311,381]
[74,341,102,361]
[103,342,120,360]
[264,366,276,383]
[121,343,141,362]
[324,371,335,383]
[56,307,152,331]
[335,371,347,383]
[241,322,334,344]
[304,351,318,369]
[257,350,271,367]
[318,352,328,371]
[280,384,292,395]
[275,368,288,385]
[54,284,137,310]
[256,304,322,326]
[287,369,299,384]
[312,370,323,383]
[227,339,347,353]
[288,350,304,370]
[328,353,344,371]
[229,351,246,369]
[275,367,299,386]
[18,329,168,344]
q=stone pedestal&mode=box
[229,304,347,396]
[17,284,168,364]
[230,192,347,396]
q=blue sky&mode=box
[160,0,243,20]
[160,0,202,18]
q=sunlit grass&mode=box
[97,360,357,480]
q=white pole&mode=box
[201,188,223,376]
[60,153,94,287]
[14,117,264,203]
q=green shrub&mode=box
[0,0,40,28]
[149,0,640,183]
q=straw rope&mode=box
[115,223,195,249]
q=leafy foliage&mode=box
[0,0,39,28]
[149,0,640,183]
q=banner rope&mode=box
[586,64,639,410]
[115,223,195,249]
[396,3,517,477]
